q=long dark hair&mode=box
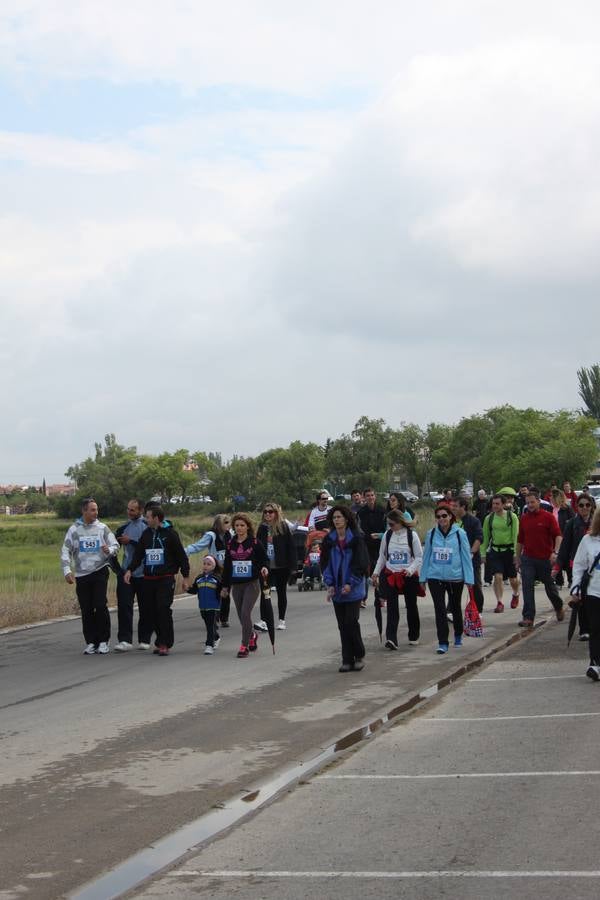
[326,505,357,532]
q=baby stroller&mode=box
[298,529,326,591]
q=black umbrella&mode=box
[567,597,580,647]
[260,577,276,653]
[374,588,383,643]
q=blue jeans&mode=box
[520,556,562,621]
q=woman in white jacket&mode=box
[571,506,600,681]
[372,509,423,650]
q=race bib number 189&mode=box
[433,548,452,565]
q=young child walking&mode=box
[188,555,221,655]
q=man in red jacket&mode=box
[515,489,563,627]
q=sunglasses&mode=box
[263,509,275,514]
[579,502,592,508]
[436,513,449,519]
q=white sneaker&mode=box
[138,642,151,650]
[409,640,420,646]
[214,637,221,649]
[254,620,268,632]
[114,641,132,652]
[277,620,286,630]
[204,645,214,655]
[83,643,97,655]
[97,642,110,654]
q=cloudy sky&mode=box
[1,1,598,484]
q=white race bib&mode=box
[389,550,409,565]
[215,550,225,564]
[145,548,165,566]
[79,535,100,553]
[232,559,252,578]
[433,548,452,565]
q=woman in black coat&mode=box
[256,503,297,630]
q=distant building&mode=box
[46,483,77,497]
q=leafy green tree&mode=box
[325,417,395,492]
[135,449,198,502]
[258,441,325,505]
[65,434,140,516]
[578,365,600,420]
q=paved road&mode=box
[0,584,568,899]
[132,618,598,900]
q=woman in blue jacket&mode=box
[320,505,369,672]
[420,504,474,654]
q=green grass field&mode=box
[0,506,435,629]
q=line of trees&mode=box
[50,400,599,517]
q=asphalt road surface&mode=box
[0,583,573,899]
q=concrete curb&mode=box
[70,616,551,900]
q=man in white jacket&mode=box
[61,498,119,654]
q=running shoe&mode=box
[338,663,352,672]
[276,620,286,630]
[510,595,519,609]
[586,665,600,681]
[248,631,258,652]
[518,619,534,628]
[97,642,110,654]
[384,639,398,651]
[220,621,230,628]
[157,645,169,656]
[494,601,505,613]
[556,605,565,622]
[138,642,151,650]
[454,636,463,647]
[253,620,268,632]
[214,637,221,648]
[351,660,365,671]
[114,641,132,652]
[83,643,97,655]
[408,639,420,646]
[237,644,249,658]
[204,645,214,655]
[436,643,449,654]
[579,634,590,641]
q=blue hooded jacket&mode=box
[320,528,369,603]
[420,523,474,584]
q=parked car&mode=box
[588,485,600,504]
[399,490,419,503]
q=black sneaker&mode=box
[384,639,398,651]
[351,660,365,671]
[339,663,352,672]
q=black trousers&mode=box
[428,579,464,643]
[219,593,230,625]
[201,609,220,647]
[333,600,365,665]
[76,568,110,646]
[116,576,150,643]
[269,567,291,620]
[472,556,484,613]
[584,595,600,665]
[381,574,420,643]
[144,577,176,649]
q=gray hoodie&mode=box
[61,520,119,578]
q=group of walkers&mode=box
[60,480,600,681]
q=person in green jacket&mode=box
[481,494,520,613]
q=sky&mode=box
[1,1,599,484]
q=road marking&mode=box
[173,869,600,879]
[471,675,581,682]
[319,770,600,780]
[425,712,600,722]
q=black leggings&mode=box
[584,595,600,665]
[428,579,464,643]
[269,567,291,620]
[381,574,420,643]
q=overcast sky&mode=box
[1,1,598,484]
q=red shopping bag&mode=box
[463,586,484,637]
